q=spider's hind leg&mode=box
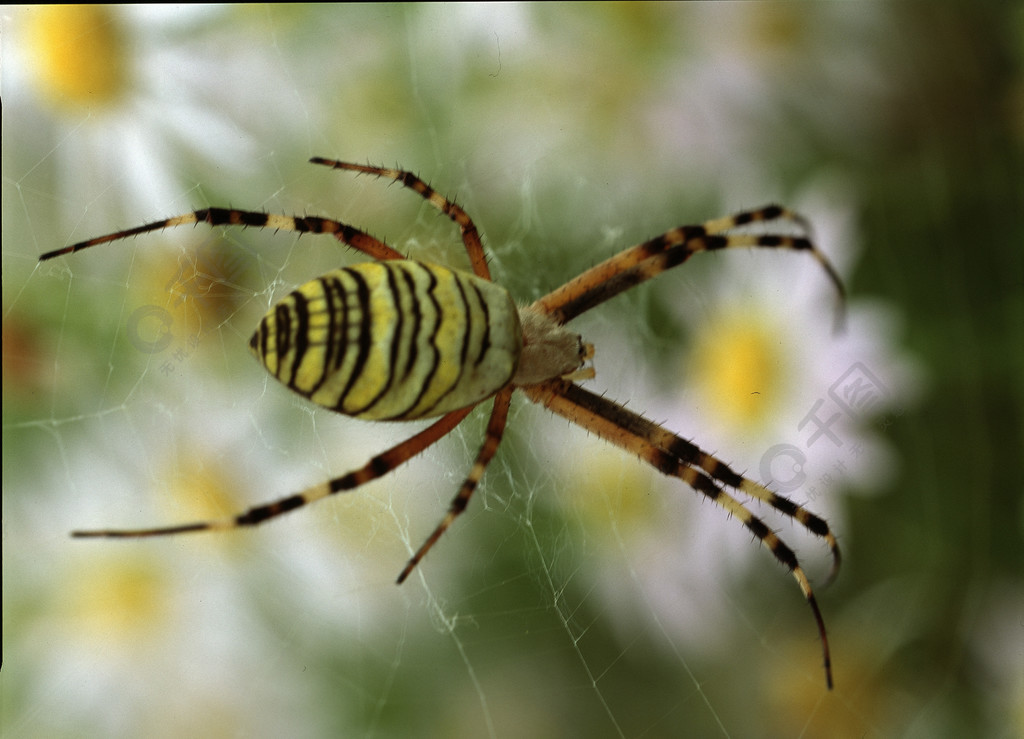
[40,208,406,262]
[71,406,474,540]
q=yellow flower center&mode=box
[69,557,170,641]
[689,310,789,432]
[130,247,250,351]
[25,5,130,111]
[568,440,658,535]
[164,452,241,526]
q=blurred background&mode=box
[3,4,1021,737]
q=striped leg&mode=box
[71,405,474,539]
[39,208,405,262]
[529,205,844,325]
[521,378,834,689]
[564,382,842,583]
[396,386,513,583]
[309,159,492,281]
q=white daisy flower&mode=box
[541,176,921,676]
[5,5,299,230]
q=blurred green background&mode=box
[3,4,1021,737]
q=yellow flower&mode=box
[66,556,171,642]
[568,439,659,535]
[25,5,130,112]
[689,309,789,433]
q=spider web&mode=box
[5,5,979,738]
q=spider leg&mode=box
[39,208,405,262]
[700,205,813,237]
[71,405,473,539]
[523,379,839,575]
[309,158,492,281]
[396,386,513,583]
[521,378,834,690]
[530,205,844,326]
[599,394,841,584]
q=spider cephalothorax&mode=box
[41,159,844,688]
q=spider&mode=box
[41,158,844,689]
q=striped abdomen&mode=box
[249,261,521,420]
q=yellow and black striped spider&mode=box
[41,159,844,688]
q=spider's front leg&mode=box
[521,378,837,690]
[530,205,845,326]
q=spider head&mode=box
[512,305,592,386]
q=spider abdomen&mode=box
[250,260,521,421]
